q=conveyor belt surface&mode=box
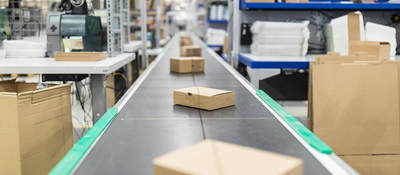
[74,34,335,175]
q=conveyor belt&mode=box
[70,34,353,175]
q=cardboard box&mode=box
[349,41,390,61]
[54,52,107,61]
[106,75,115,109]
[173,87,235,110]
[309,61,400,155]
[0,79,73,175]
[170,57,205,73]
[181,46,202,57]
[223,35,228,54]
[245,0,275,2]
[180,36,193,46]
[340,154,400,175]
[154,140,303,175]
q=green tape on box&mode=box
[49,107,118,175]
[256,90,333,154]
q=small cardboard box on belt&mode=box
[170,57,205,73]
[0,79,73,175]
[154,140,303,175]
[181,45,202,57]
[173,87,235,110]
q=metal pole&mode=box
[232,0,240,67]
[155,0,161,48]
[141,0,148,67]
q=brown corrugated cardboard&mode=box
[310,62,400,155]
[154,140,303,175]
[173,87,235,110]
[348,13,361,42]
[181,46,202,57]
[223,35,228,54]
[54,52,107,61]
[106,75,115,109]
[340,154,400,175]
[0,79,73,175]
[170,57,205,73]
[349,41,391,61]
[245,0,275,2]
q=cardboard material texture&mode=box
[54,52,107,61]
[181,46,202,57]
[170,57,205,73]
[309,62,400,155]
[106,75,115,109]
[0,79,73,175]
[349,41,390,61]
[223,35,228,54]
[245,0,275,2]
[173,87,235,110]
[153,140,303,175]
[340,155,400,175]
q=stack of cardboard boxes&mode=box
[308,12,400,175]
[0,80,73,175]
[171,36,205,73]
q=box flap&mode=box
[0,79,17,93]
[175,87,232,97]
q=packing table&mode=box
[0,53,134,123]
[50,33,357,175]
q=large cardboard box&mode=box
[170,57,205,73]
[154,140,303,175]
[309,61,400,155]
[0,80,73,175]
[181,46,202,57]
[349,41,390,61]
[173,87,235,110]
[340,155,400,175]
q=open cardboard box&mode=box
[154,140,303,175]
[173,87,235,110]
[0,79,73,175]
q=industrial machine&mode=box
[46,0,103,57]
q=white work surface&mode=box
[241,53,316,62]
[124,41,142,53]
[0,53,134,74]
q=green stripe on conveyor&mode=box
[256,90,333,154]
[49,107,119,175]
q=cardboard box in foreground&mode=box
[154,140,303,175]
[173,87,235,110]
[170,57,205,73]
[340,154,400,175]
[0,80,73,175]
